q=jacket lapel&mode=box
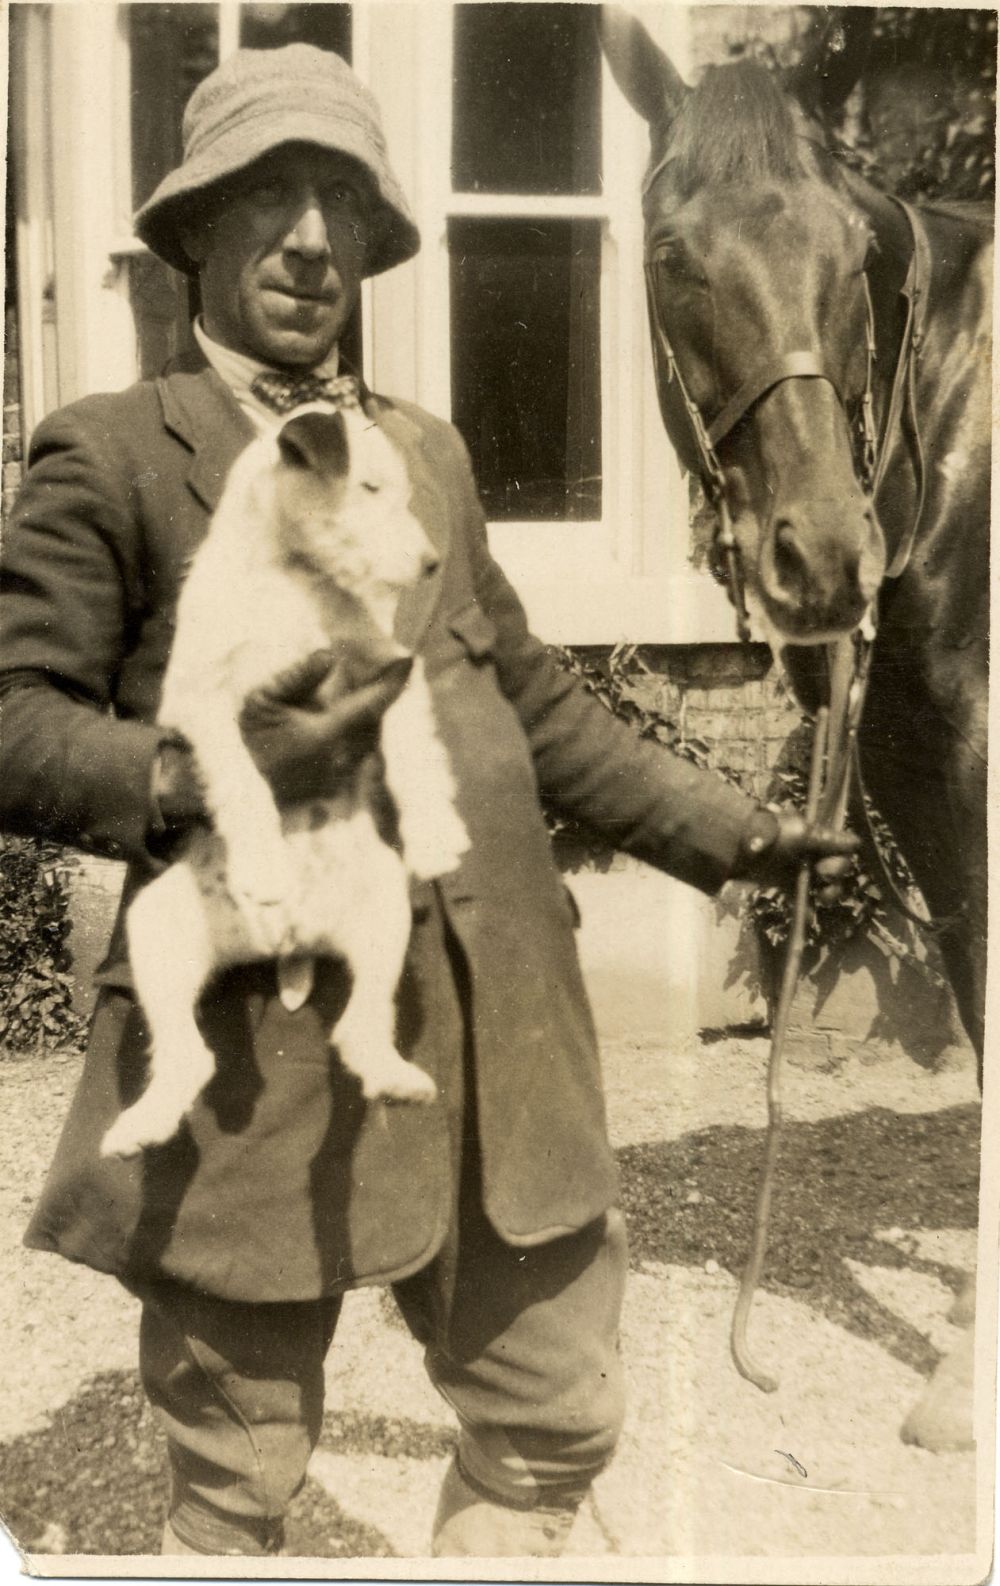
[370,399,451,652]
[157,364,256,515]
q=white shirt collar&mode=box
[193,319,341,434]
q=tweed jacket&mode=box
[0,363,761,1302]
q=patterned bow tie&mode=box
[250,369,362,416]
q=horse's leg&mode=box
[857,683,984,1454]
[858,692,986,1077]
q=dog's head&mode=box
[260,406,438,613]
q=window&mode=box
[449,6,603,521]
[13,0,738,643]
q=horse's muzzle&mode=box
[757,497,885,640]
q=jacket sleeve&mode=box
[0,405,172,863]
[442,428,764,896]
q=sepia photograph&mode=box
[0,0,995,1579]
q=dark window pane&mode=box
[130,4,219,211]
[129,5,217,375]
[239,3,351,57]
[450,218,601,521]
[452,3,601,195]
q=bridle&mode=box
[645,196,953,937]
[643,195,929,642]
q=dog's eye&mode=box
[361,481,379,494]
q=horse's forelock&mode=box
[657,61,814,202]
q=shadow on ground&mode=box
[0,1371,452,1557]
[0,1103,977,1557]
[618,1101,980,1375]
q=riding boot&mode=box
[161,1512,285,1555]
[431,1457,580,1557]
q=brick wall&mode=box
[642,642,799,801]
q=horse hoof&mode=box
[900,1328,975,1452]
[949,1273,976,1328]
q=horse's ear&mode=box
[787,7,875,121]
[598,6,688,130]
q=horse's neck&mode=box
[837,169,918,410]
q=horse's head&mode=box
[601,9,886,644]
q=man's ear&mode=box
[179,217,210,266]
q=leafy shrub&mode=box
[547,646,928,991]
[0,835,85,1051]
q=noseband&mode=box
[644,195,929,641]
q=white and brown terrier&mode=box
[102,405,468,1158]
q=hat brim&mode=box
[134,114,420,278]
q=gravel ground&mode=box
[0,1035,984,1573]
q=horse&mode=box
[599,7,991,1454]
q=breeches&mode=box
[133,900,627,1554]
[137,1201,627,1553]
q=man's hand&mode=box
[239,646,412,803]
[151,645,412,832]
[733,809,859,899]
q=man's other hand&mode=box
[733,809,859,899]
[240,646,412,803]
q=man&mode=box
[0,45,852,1559]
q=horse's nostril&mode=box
[772,521,808,592]
[421,550,439,577]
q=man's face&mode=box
[183,143,371,369]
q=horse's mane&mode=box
[663,61,815,199]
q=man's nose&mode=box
[284,193,330,260]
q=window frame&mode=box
[365,0,736,643]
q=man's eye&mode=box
[361,481,379,494]
[247,181,283,206]
[326,184,361,209]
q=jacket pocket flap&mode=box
[448,603,497,659]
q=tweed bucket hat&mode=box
[134,44,420,277]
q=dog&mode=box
[101,404,468,1158]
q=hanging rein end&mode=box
[730,1308,780,1394]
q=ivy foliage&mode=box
[740,719,939,988]
[545,643,727,870]
[0,836,86,1051]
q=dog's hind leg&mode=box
[101,862,222,1157]
[327,834,436,1105]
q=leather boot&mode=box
[161,1514,284,1555]
[161,1520,207,1555]
[431,1457,580,1557]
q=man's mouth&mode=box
[267,285,335,306]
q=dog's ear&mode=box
[277,410,350,482]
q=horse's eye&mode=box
[361,481,379,494]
